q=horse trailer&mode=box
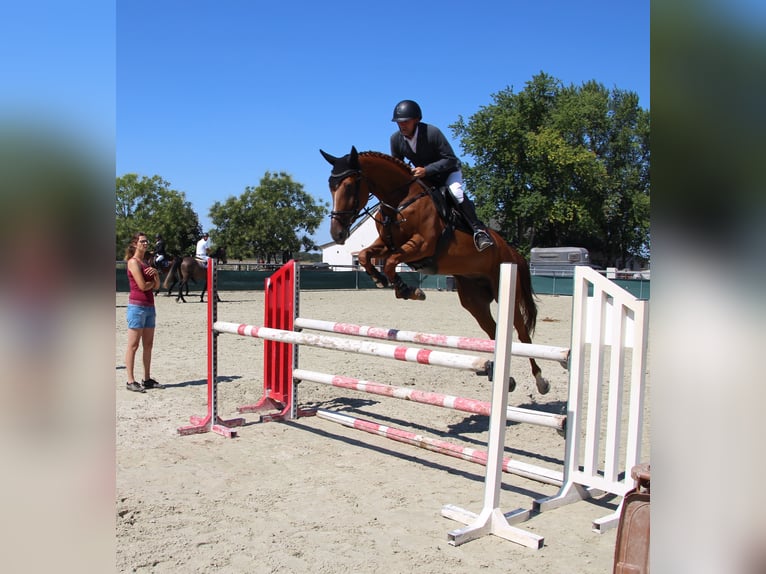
[529,247,597,277]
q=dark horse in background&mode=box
[163,247,227,303]
[146,252,180,297]
[320,147,549,394]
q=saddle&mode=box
[427,185,473,236]
[154,256,169,270]
[404,184,470,273]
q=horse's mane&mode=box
[358,151,412,175]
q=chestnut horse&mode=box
[163,246,226,303]
[320,147,548,394]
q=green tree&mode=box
[115,174,202,259]
[209,172,328,262]
[452,72,650,267]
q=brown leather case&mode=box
[613,463,650,574]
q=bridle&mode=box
[329,168,363,224]
[330,168,422,229]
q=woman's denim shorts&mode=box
[127,304,156,329]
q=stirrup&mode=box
[473,230,493,252]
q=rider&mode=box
[389,99,493,251]
[154,233,167,269]
[195,232,211,267]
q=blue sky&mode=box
[117,1,650,247]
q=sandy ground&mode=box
[116,285,650,573]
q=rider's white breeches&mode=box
[446,170,465,204]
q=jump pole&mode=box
[177,260,246,437]
[294,317,570,367]
[314,409,563,486]
[293,368,565,431]
[213,321,491,373]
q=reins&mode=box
[331,169,423,228]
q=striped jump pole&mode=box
[293,368,565,431]
[315,409,562,486]
[213,321,491,373]
[294,317,570,366]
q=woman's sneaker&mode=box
[142,378,165,390]
[126,381,145,393]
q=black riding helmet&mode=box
[391,99,422,122]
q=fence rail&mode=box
[115,265,650,299]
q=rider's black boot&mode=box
[457,198,494,251]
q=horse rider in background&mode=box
[195,232,211,267]
[154,233,168,269]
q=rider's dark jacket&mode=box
[389,122,460,187]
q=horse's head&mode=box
[320,146,368,245]
[214,246,227,264]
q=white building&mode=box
[319,208,380,270]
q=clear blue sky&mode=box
[117,1,650,247]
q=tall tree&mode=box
[115,174,202,259]
[209,172,327,262]
[452,72,650,267]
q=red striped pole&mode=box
[315,409,562,486]
[213,321,490,373]
[294,368,565,431]
[294,317,569,364]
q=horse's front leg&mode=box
[358,241,391,289]
[383,236,428,301]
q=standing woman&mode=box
[123,232,164,393]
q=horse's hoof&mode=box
[508,377,516,392]
[535,374,550,395]
[413,288,426,301]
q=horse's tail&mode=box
[495,237,538,338]
[163,256,181,289]
[515,254,538,337]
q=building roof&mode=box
[317,206,379,250]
